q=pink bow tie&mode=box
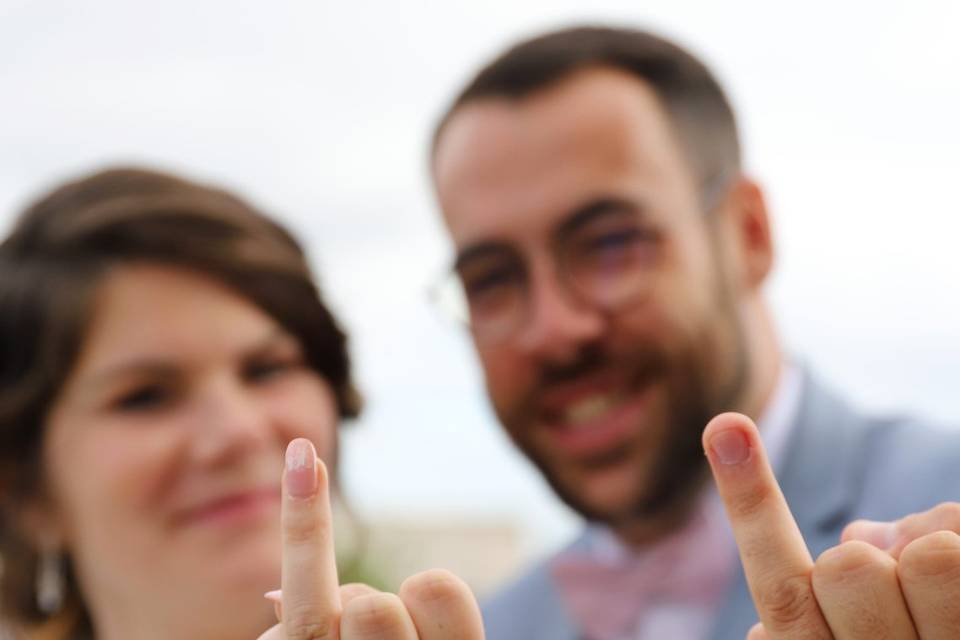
[551,508,735,640]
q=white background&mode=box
[2,0,958,558]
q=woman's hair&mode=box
[0,166,361,635]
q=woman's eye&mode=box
[114,386,171,412]
[244,359,299,383]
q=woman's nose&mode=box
[190,378,274,465]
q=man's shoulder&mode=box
[480,540,581,640]
[856,412,960,516]
[839,393,960,480]
[796,371,960,463]
[800,374,960,517]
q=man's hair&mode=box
[433,25,742,206]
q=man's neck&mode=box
[611,473,712,548]
[740,297,784,422]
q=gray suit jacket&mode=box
[481,373,960,640]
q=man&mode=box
[429,26,960,639]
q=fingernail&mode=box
[285,439,317,498]
[263,589,282,603]
[709,429,751,465]
[852,520,897,549]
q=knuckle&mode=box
[899,530,960,584]
[283,511,327,546]
[839,519,861,542]
[284,604,337,640]
[400,568,467,606]
[343,592,407,636]
[754,573,818,629]
[728,480,777,522]
[813,540,893,589]
[933,501,960,531]
[339,582,378,601]
[898,510,922,529]
[286,622,336,640]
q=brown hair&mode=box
[433,25,742,206]
[0,166,361,637]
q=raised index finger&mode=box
[702,413,830,639]
[282,438,342,640]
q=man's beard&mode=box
[499,313,750,530]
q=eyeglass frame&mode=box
[428,173,735,345]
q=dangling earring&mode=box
[35,547,65,615]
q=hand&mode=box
[257,438,485,640]
[702,413,960,639]
[843,502,960,559]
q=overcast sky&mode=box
[2,0,958,557]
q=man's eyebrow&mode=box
[555,197,644,237]
[451,198,643,269]
[453,242,516,271]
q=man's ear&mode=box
[719,176,775,291]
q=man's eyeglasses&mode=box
[429,200,664,344]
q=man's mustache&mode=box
[528,342,670,402]
[536,343,609,386]
[495,341,672,436]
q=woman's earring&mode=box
[36,547,65,615]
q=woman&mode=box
[0,167,483,639]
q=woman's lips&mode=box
[175,487,280,528]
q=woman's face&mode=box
[40,264,339,639]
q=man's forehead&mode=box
[434,67,668,175]
[433,67,686,247]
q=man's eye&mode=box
[585,228,646,252]
[114,386,171,412]
[463,267,520,297]
[573,226,659,267]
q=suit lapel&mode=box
[495,532,586,640]
[532,568,581,640]
[777,372,872,555]
[545,531,596,640]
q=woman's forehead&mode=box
[73,264,288,379]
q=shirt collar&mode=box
[757,362,804,476]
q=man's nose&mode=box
[514,265,605,364]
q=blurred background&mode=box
[1,0,958,597]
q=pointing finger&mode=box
[281,438,342,640]
[703,412,830,639]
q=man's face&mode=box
[432,68,750,529]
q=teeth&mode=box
[563,394,621,427]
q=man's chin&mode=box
[548,474,649,524]
[548,464,710,535]
[559,494,658,532]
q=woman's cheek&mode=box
[269,376,339,463]
[50,419,187,534]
